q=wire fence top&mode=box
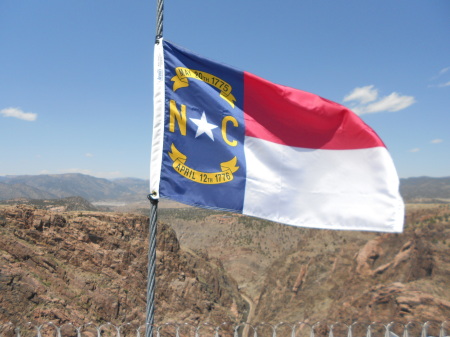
[1,321,449,337]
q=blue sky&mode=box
[1,0,449,179]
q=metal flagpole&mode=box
[146,0,163,336]
[145,194,158,337]
[155,0,163,43]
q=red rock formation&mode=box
[0,205,246,326]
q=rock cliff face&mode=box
[253,205,450,324]
[0,205,246,325]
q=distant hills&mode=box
[0,173,149,202]
[0,195,101,212]
[399,176,450,202]
[0,173,449,203]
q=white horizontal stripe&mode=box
[243,137,404,232]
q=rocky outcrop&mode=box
[0,205,246,326]
[354,236,385,276]
[292,259,311,293]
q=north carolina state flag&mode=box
[150,39,404,232]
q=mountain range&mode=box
[0,174,149,202]
[400,176,450,201]
[0,173,449,203]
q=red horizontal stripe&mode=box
[243,72,385,150]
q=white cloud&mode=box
[32,168,124,179]
[433,67,450,80]
[409,148,420,153]
[61,169,122,179]
[431,139,443,144]
[343,85,378,104]
[343,86,415,115]
[65,168,93,175]
[429,67,450,87]
[96,171,122,179]
[1,107,37,121]
[360,92,416,114]
[85,153,94,158]
[437,81,450,88]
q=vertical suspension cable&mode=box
[155,0,164,43]
[145,194,158,337]
[147,0,164,335]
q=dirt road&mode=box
[240,292,256,337]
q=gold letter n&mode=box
[169,100,187,135]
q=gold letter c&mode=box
[222,116,238,147]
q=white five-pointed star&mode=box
[190,112,218,140]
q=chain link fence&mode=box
[1,321,449,337]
